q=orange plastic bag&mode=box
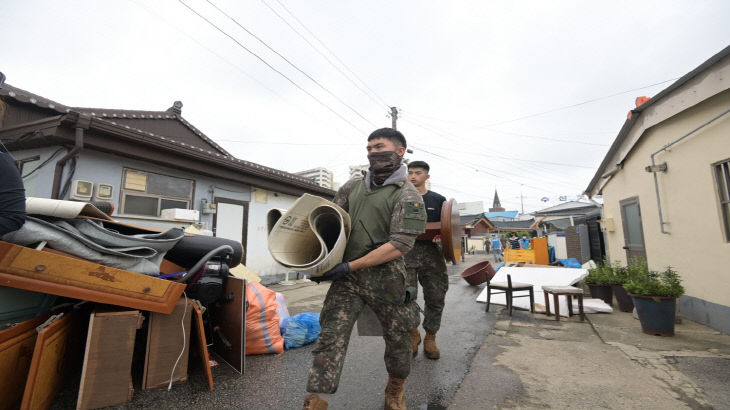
[245,282,285,355]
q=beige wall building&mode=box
[349,164,369,180]
[295,167,334,190]
[586,45,730,333]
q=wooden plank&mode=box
[0,241,185,314]
[211,277,245,374]
[143,298,192,390]
[0,315,49,410]
[191,303,214,391]
[21,311,84,410]
[76,308,140,410]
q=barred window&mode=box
[120,168,194,217]
[716,159,730,241]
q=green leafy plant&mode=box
[613,257,645,285]
[586,260,612,286]
[623,266,684,298]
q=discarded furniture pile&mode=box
[0,198,247,409]
[458,251,613,318]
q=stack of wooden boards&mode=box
[0,241,247,409]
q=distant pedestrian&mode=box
[489,235,503,262]
[508,232,520,250]
[519,234,531,250]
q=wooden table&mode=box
[542,285,584,321]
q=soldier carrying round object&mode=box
[405,161,448,360]
[302,128,427,410]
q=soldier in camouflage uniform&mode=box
[404,161,448,360]
[302,128,426,410]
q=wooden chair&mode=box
[485,274,534,315]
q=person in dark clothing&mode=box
[508,232,521,250]
[405,160,448,360]
[0,152,26,235]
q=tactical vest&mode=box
[343,179,402,261]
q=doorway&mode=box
[214,198,249,265]
[619,197,647,263]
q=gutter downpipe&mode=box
[650,107,730,234]
[51,126,84,199]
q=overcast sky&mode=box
[2,1,729,212]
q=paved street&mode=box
[51,254,495,409]
[50,252,730,409]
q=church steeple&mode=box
[489,189,505,212]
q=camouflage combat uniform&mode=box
[306,166,426,394]
[404,240,448,333]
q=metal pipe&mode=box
[650,107,730,234]
[51,126,84,199]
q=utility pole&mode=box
[520,185,524,215]
[389,106,399,129]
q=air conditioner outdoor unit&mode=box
[70,180,93,201]
[94,183,114,201]
[161,208,200,222]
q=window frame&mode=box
[120,168,195,217]
[714,158,730,242]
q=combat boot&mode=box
[410,329,421,357]
[424,331,440,360]
[384,376,406,410]
[302,393,328,410]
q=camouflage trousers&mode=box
[306,259,420,394]
[404,241,448,333]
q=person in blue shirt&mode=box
[519,234,531,250]
[489,235,503,262]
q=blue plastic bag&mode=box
[280,312,321,350]
[558,258,582,268]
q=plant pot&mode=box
[631,295,676,336]
[588,284,613,306]
[460,261,495,286]
[611,284,634,312]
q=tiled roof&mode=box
[492,219,536,229]
[0,83,332,195]
[533,201,599,216]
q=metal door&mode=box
[214,198,249,265]
[619,197,647,263]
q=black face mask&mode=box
[367,151,402,184]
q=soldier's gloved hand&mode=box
[311,262,351,283]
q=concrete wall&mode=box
[600,90,730,332]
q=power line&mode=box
[404,116,608,147]
[411,142,595,169]
[402,118,599,187]
[270,0,391,108]
[177,0,366,134]
[206,0,377,128]
[128,0,286,102]
[216,140,358,146]
[260,0,389,112]
[411,144,568,196]
[477,77,680,128]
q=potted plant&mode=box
[585,262,613,305]
[609,258,643,312]
[623,267,684,336]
